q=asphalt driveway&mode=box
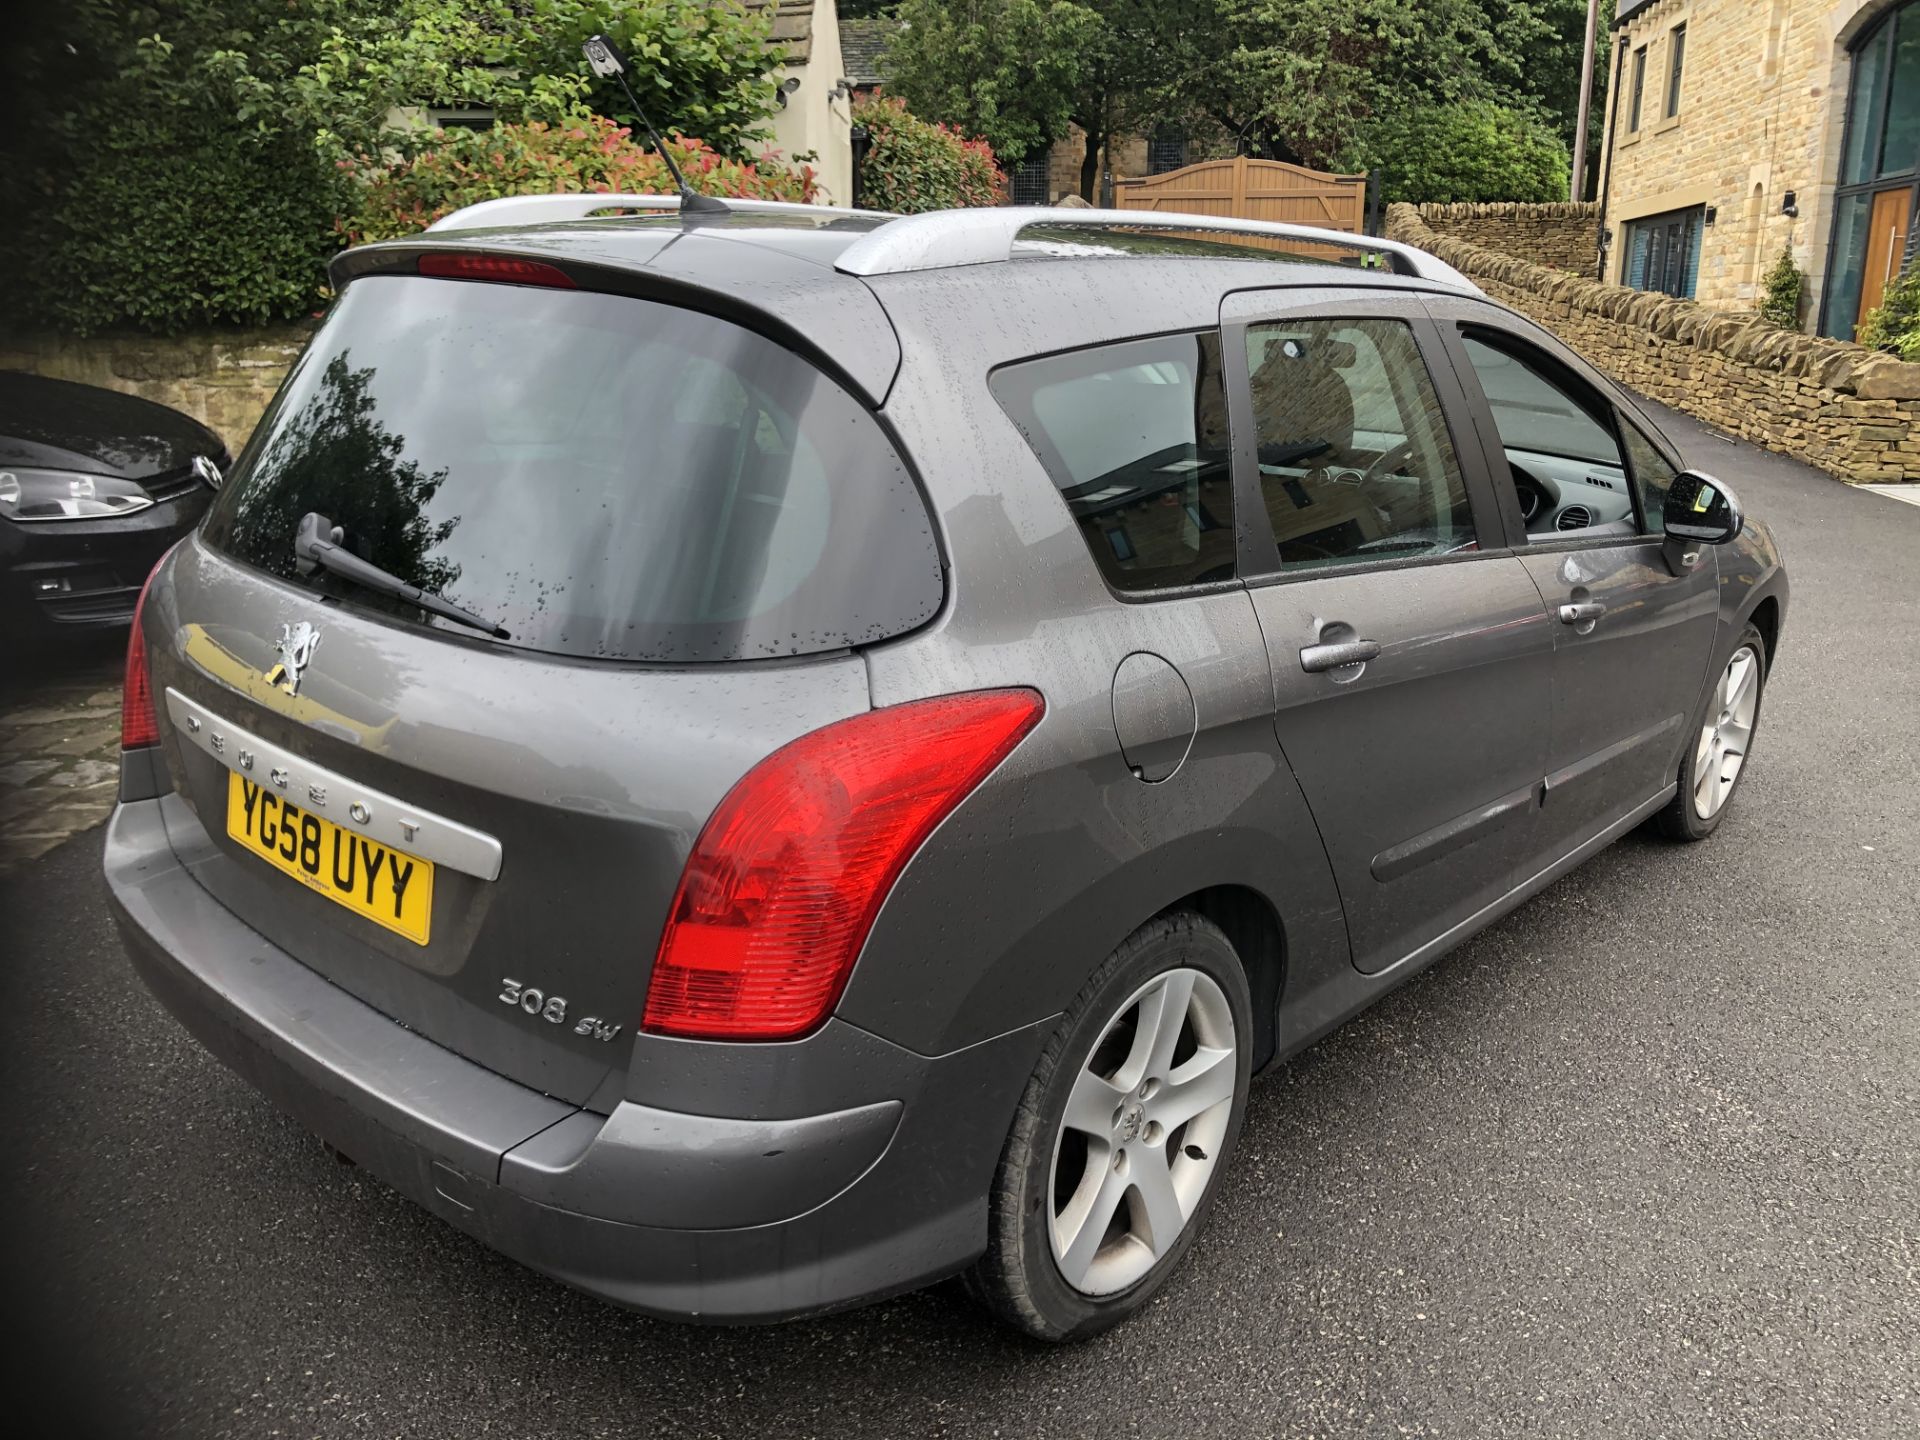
[3,403,1916,1439]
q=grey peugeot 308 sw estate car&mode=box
[106,197,1787,1341]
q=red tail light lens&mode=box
[642,689,1045,1041]
[121,562,162,749]
[418,253,575,288]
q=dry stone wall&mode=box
[1414,201,1600,275]
[0,326,311,457]
[1389,203,1920,483]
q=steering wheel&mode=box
[1361,440,1416,486]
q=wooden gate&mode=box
[1112,156,1368,233]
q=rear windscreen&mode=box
[201,275,941,662]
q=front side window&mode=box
[1619,417,1676,535]
[1244,318,1473,570]
[1630,46,1648,132]
[992,332,1234,592]
[1456,332,1639,540]
[203,276,942,662]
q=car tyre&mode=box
[967,911,1252,1342]
[1653,622,1768,842]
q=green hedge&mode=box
[26,125,342,334]
[1356,100,1570,206]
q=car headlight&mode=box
[0,467,156,521]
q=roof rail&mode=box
[424,194,894,233]
[831,207,1479,292]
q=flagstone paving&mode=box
[0,647,127,873]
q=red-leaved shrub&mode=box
[853,94,1002,214]
[340,116,818,243]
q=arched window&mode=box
[1822,1,1920,338]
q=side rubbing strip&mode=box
[1541,713,1686,801]
[1371,783,1538,884]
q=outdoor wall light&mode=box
[1704,206,1718,226]
[1782,190,1799,218]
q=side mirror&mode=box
[1663,470,1743,545]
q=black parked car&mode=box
[1,371,227,643]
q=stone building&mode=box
[1600,0,1918,340]
[752,0,856,207]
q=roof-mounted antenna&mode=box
[582,34,730,217]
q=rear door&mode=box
[1425,298,1718,856]
[1221,289,1556,976]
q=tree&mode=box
[1354,99,1570,204]
[1062,0,1179,200]
[1474,1,1615,192]
[886,0,1100,166]
[1167,0,1490,169]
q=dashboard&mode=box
[1505,445,1637,537]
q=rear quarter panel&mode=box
[839,271,1348,1056]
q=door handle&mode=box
[1300,638,1382,673]
[1558,601,1606,625]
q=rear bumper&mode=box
[106,798,1049,1322]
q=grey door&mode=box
[1220,290,1556,977]
[1428,300,1719,856]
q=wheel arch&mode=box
[1747,593,1781,665]
[1153,884,1287,1072]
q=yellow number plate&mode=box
[226,770,434,945]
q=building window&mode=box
[1665,24,1687,118]
[1010,154,1050,206]
[1623,206,1705,298]
[1822,1,1920,338]
[1629,45,1648,132]
[1147,133,1187,175]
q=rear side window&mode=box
[991,333,1234,592]
[202,276,941,662]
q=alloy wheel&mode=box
[1047,967,1237,1296]
[1693,644,1760,820]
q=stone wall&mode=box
[0,327,311,457]
[1388,202,1920,482]
[1414,202,1600,276]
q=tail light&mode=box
[642,689,1045,1041]
[121,561,164,749]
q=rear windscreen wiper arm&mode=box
[294,512,509,640]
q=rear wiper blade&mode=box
[294,512,509,640]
